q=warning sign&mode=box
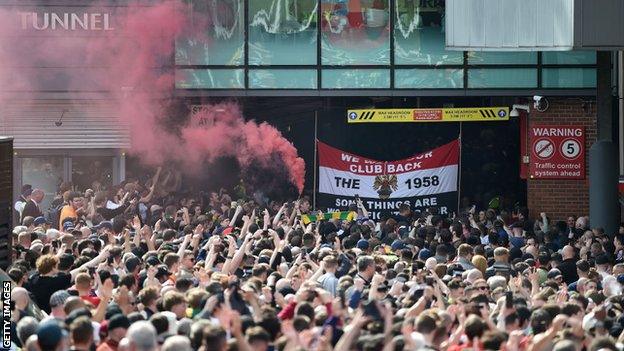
[347,107,509,123]
[529,125,585,179]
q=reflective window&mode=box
[542,68,596,88]
[176,69,245,88]
[467,52,537,65]
[72,157,113,192]
[175,0,245,65]
[21,157,64,211]
[249,69,317,89]
[468,69,536,88]
[394,0,462,65]
[321,0,390,65]
[322,69,390,88]
[542,51,597,64]
[395,68,463,88]
[249,0,318,65]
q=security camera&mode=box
[510,104,530,117]
[533,96,549,112]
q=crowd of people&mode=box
[8,168,624,351]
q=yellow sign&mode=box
[347,107,510,123]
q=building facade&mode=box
[0,0,608,219]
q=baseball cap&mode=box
[108,314,130,331]
[34,216,48,226]
[63,221,75,231]
[595,254,610,265]
[49,290,71,309]
[418,248,432,260]
[92,221,113,231]
[37,320,67,350]
[547,268,562,279]
[391,240,405,252]
[357,239,369,250]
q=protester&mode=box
[9,171,624,351]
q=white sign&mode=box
[19,12,114,31]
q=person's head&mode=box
[458,244,473,260]
[36,319,68,351]
[36,254,58,275]
[161,335,192,351]
[67,191,83,210]
[471,255,487,274]
[108,313,130,342]
[357,255,375,278]
[75,272,93,293]
[181,251,195,270]
[202,324,227,351]
[70,316,93,349]
[138,286,159,310]
[16,316,38,347]
[246,326,271,351]
[18,231,31,248]
[163,291,187,319]
[562,245,575,260]
[322,255,338,273]
[163,253,180,273]
[493,247,510,263]
[127,321,157,351]
[415,313,438,337]
[31,189,45,204]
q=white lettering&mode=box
[51,13,69,30]
[534,128,582,137]
[20,12,114,31]
[90,13,102,30]
[71,13,88,30]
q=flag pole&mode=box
[313,110,319,211]
[457,122,463,215]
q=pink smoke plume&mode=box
[0,1,305,194]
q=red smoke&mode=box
[0,1,305,194]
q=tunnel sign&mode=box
[347,107,509,123]
[529,125,585,179]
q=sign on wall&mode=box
[529,125,585,179]
[317,140,459,219]
[347,107,509,123]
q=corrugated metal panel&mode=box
[0,100,130,149]
[446,0,576,51]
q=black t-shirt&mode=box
[26,272,72,313]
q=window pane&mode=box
[175,0,245,65]
[394,1,462,65]
[542,68,596,88]
[468,69,537,88]
[249,0,318,65]
[175,69,244,89]
[467,52,537,65]
[542,51,597,64]
[72,157,113,192]
[321,0,390,65]
[395,68,463,88]
[21,157,64,211]
[249,69,317,89]
[322,69,390,88]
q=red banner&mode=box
[529,125,585,179]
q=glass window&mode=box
[542,51,597,64]
[467,52,537,65]
[175,0,245,65]
[468,69,537,88]
[175,69,244,89]
[249,0,318,65]
[542,68,596,88]
[394,0,462,65]
[249,69,317,89]
[321,0,390,65]
[395,68,463,88]
[21,157,64,211]
[322,69,390,88]
[72,157,113,192]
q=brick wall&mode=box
[527,98,597,221]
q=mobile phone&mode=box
[505,291,513,308]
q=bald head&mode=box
[563,245,575,260]
[31,189,44,203]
